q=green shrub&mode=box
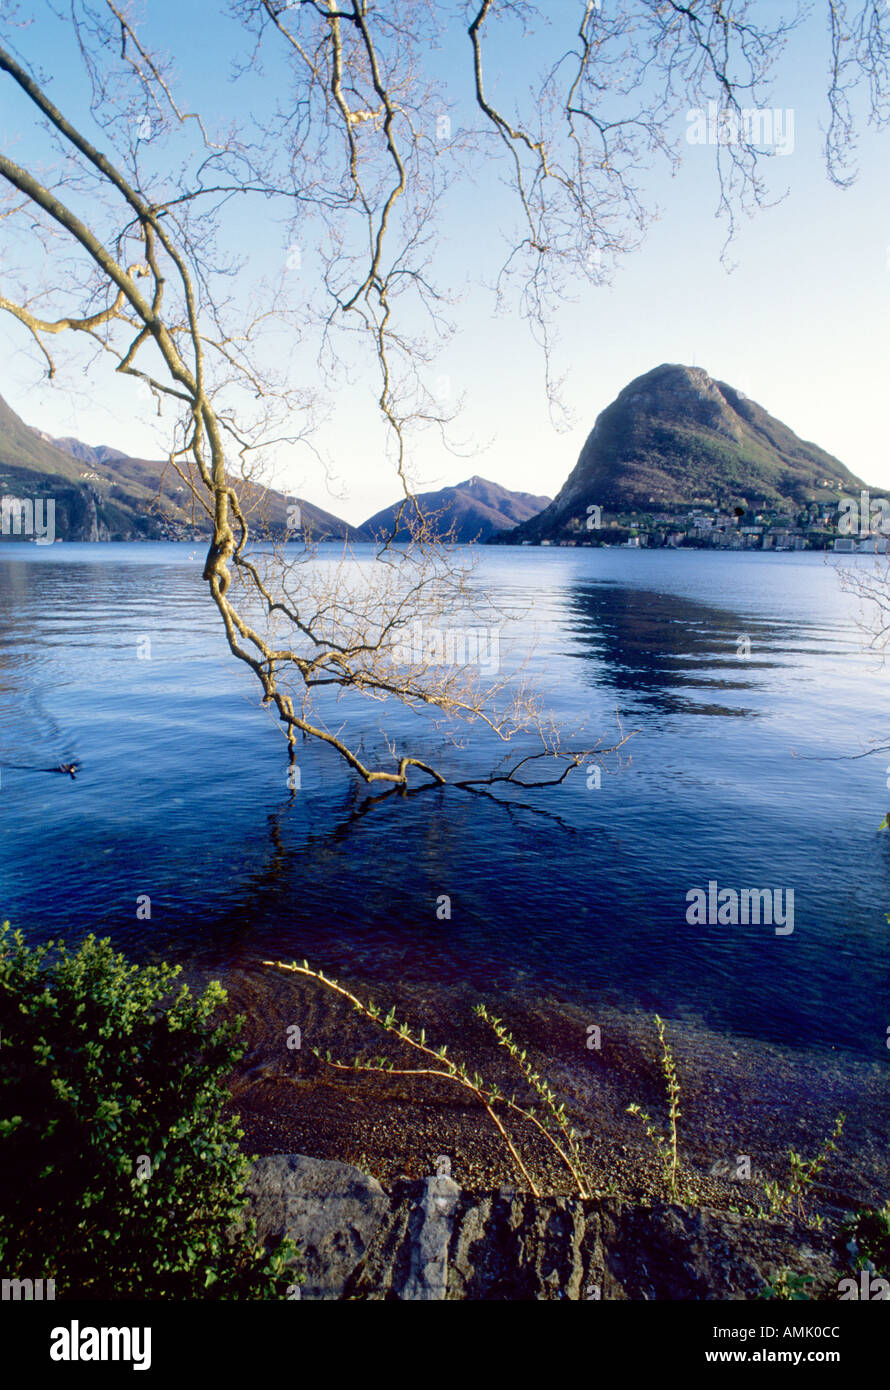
[757,1269,815,1301]
[0,923,296,1299]
[843,1203,890,1275]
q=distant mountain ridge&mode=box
[362,475,551,542]
[0,394,359,541]
[9,367,850,549]
[507,363,871,543]
[46,436,130,469]
[0,394,549,545]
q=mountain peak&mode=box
[363,475,551,542]
[505,364,868,542]
[607,363,745,445]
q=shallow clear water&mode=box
[1,542,888,1064]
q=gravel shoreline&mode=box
[215,962,890,1215]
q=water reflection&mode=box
[565,581,807,715]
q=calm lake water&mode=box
[1,542,889,1067]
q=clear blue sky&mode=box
[1,2,888,524]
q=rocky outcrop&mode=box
[84,489,111,542]
[246,1155,390,1300]
[244,1154,838,1300]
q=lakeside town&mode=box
[529,497,890,552]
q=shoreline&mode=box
[216,962,889,1213]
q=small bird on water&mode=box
[0,760,79,778]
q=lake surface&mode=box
[1,542,889,1069]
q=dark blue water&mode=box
[1,542,888,1064]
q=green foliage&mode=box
[0,924,297,1299]
[473,1004,591,1196]
[762,1114,845,1221]
[842,1202,890,1275]
[757,1269,815,1301]
[627,1014,683,1200]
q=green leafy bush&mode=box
[843,1203,890,1275]
[757,1269,815,1301]
[0,923,296,1299]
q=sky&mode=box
[0,1,889,525]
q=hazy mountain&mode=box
[0,393,359,541]
[48,437,130,469]
[363,475,551,543]
[506,364,870,542]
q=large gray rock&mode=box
[245,1154,839,1301]
[245,1154,389,1300]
